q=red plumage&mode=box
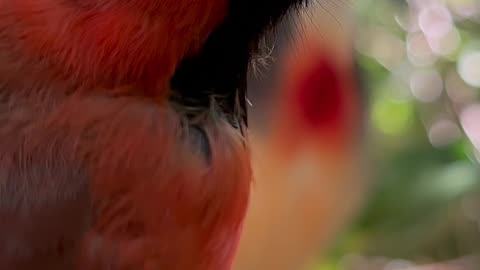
[1,0,228,96]
[0,1,251,269]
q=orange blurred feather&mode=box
[233,7,366,270]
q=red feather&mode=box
[1,0,228,97]
[0,1,252,269]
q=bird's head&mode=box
[0,0,307,128]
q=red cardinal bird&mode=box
[233,6,366,270]
[0,0,308,269]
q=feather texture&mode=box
[0,0,308,268]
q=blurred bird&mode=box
[233,5,368,270]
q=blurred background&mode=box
[234,0,480,269]
[327,0,480,269]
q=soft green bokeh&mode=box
[315,0,480,268]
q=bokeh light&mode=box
[314,0,480,269]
